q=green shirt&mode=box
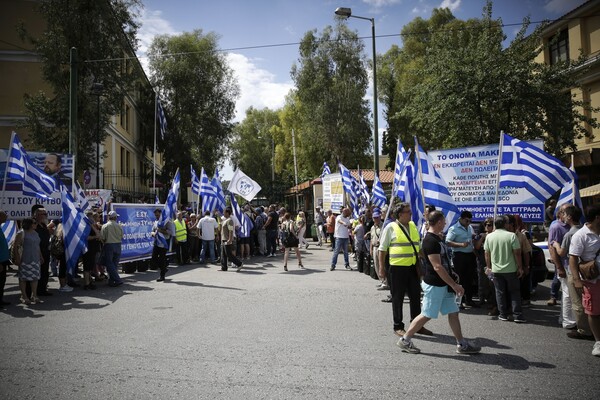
[101,220,123,244]
[484,228,520,273]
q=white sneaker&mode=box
[593,341,600,357]
[59,285,73,292]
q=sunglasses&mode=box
[485,223,493,226]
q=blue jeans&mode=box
[550,269,561,300]
[331,237,349,267]
[201,240,216,262]
[102,243,122,284]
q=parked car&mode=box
[533,241,553,282]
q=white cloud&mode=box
[362,0,403,7]
[226,53,294,122]
[136,8,179,74]
[544,0,586,14]
[439,0,461,12]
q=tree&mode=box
[230,107,282,201]
[290,21,372,175]
[18,0,143,173]
[396,1,598,155]
[148,30,239,187]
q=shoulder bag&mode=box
[579,247,600,281]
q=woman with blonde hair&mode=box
[282,213,303,271]
[296,211,309,249]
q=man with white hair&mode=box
[101,211,124,287]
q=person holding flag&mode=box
[152,208,175,282]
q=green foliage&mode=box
[380,1,598,158]
[18,0,143,173]
[290,21,372,174]
[148,30,239,186]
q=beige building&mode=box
[0,0,162,202]
[536,0,600,193]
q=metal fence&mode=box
[102,170,155,203]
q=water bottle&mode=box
[455,294,462,308]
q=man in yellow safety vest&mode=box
[174,211,189,265]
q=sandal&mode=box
[298,264,305,269]
[283,265,288,271]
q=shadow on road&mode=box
[416,333,512,350]
[422,351,556,370]
[283,268,326,275]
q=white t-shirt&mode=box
[334,215,351,239]
[197,216,218,241]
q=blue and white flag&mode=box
[190,165,201,196]
[61,185,91,276]
[6,132,57,199]
[157,97,167,140]
[415,138,460,230]
[200,167,217,213]
[371,174,387,209]
[229,193,252,237]
[399,159,425,229]
[393,139,409,197]
[75,181,91,212]
[499,133,575,202]
[321,162,331,177]
[556,170,585,223]
[155,194,160,204]
[228,168,261,202]
[212,168,226,214]
[1,220,17,248]
[338,161,353,195]
[357,167,370,205]
[156,169,180,247]
[349,177,361,218]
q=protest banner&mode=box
[428,141,544,222]
[0,149,74,219]
[322,173,344,213]
[111,203,158,263]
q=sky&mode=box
[136,0,588,178]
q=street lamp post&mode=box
[334,7,379,174]
[91,82,104,189]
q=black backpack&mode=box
[50,234,64,257]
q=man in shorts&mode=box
[568,203,600,357]
[396,211,481,354]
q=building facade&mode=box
[0,0,162,202]
[536,0,600,191]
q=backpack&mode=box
[50,234,64,257]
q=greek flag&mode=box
[212,168,226,214]
[6,132,57,199]
[415,139,460,230]
[157,169,180,247]
[357,167,370,205]
[1,220,17,248]
[200,168,217,213]
[190,165,201,196]
[157,98,167,140]
[155,194,160,204]
[75,181,91,212]
[371,174,387,208]
[398,159,424,229]
[338,161,353,195]
[61,185,91,276]
[556,170,584,223]
[321,162,331,177]
[499,133,574,202]
[393,139,409,197]
[350,177,361,218]
[229,193,252,236]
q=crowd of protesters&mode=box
[1,198,599,357]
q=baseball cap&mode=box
[373,209,381,218]
[108,211,119,218]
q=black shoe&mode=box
[157,277,165,282]
[330,265,336,271]
[108,281,123,287]
[381,296,392,303]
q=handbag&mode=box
[282,221,299,248]
[579,248,600,280]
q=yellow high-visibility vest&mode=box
[389,221,420,266]
[174,219,187,242]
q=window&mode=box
[120,102,131,132]
[549,29,569,65]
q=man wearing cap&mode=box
[101,211,124,287]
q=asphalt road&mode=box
[1,244,599,399]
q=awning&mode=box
[580,183,600,198]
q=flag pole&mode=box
[0,131,16,210]
[153,92,158,200]
[493,130,505,221]
[414,137,426,215]
[570,153,575,205]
